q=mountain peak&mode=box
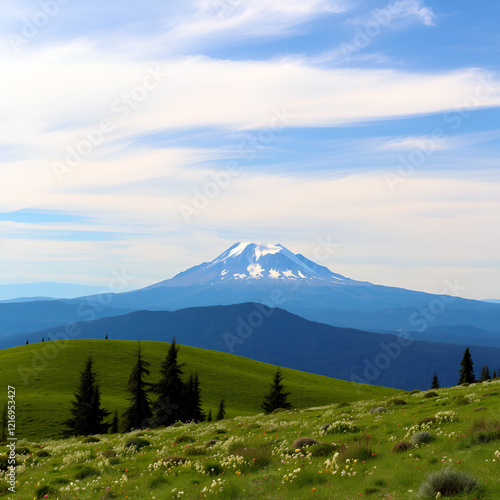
[149,242,349,288]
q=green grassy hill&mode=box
[0,339,398,440]
[1,379,499,499]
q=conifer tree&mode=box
[105,334,108,340]
[479,365,491,382]
[25,339,28,345]
[261,368,292,413]
[458,347,475,385]
[122,343,152,432]
[152,338,185,427]
[110,410,119,434]
[216,398,226,421]
[184,373,205,422]
[0,404,7,442]
[207,409,212,422]
[64,356,110,436]
[431,372,440,389]
[493,370,497,379]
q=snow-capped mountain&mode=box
[146,242,350,288]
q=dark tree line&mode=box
[64,339,232,436]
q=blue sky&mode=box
[0,0,499,299]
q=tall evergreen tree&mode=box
[478,365,491,382]
[110,410,119,434]
[261,368,293,413]
[493,370,497,379]
[64,356,110,436]
[216,398,226,421]
[25,339,28,345]
[458,347,475,385]
[122,343,152,432]
[184,373,205,422]
[152,338,185,427]
[0,404,7,442]
[207,409,212,422]
[431,372,440,389]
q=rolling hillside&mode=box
[12,303,500,391]
[0,339,398,440]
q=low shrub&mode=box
[35,485,57,498]
[205,439,219,447]
[36,450,51,458]
[336,401,351,408]
[418,417,436,426]
[231,444,272,468]
[469,418,500,444]
[392,442,412,453]
[171,422,184,427]
[108,457,122,466]
[0,455,17,471]
[82,436,100,443]
[271,408,288,414]
[423,391,439,399]
[101,450,117,458]
[125,437,150,449]
[213,429,227,435]
[15,447,31,455]
[204,462,223,476]
[173,435,195,444]
[308,443,337,457]
[410,389,421,395]
[149,475,169,489]
[74,466,99,480]
[454,395,469,406]
[51,477,71,485]
[184,446,206,456]
[418,468,479,497]
[474,406,487,412]
[292,438,319,449]
[387,398,406,406]
[339,437,375,462]
[410,431,434,445]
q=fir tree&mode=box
[216,398,226,421]
[64,356,110,436]
[0,404,7,442]
[122,342,153,432]
[105,334,108,340]
[42,338,44,343]
[479,365,491,382]
[110,410,119,434]
[431,372,440,389]
[25,339,28,345]
[261,368,292,413]
[493,370,497,379]
[152,338,185,427]
[207,409,212,422]
[184,373,205,422]
[458,347,475,385]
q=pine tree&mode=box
[152,338,185,427]
[216,398,226,421]
[207,409,212,422]
[42,338,44,343]
[64,356,110,436]
[479,365,491,382]
[261,368,293,413]
[25,339,28,345]
[493,370,497,379]
[122,343,153,432]
[110,410,119,434]
[458,347,475,385]
[105,334,108,340]
[184,373,205,423]
[0,404,7,442]
[431,372,440,389]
